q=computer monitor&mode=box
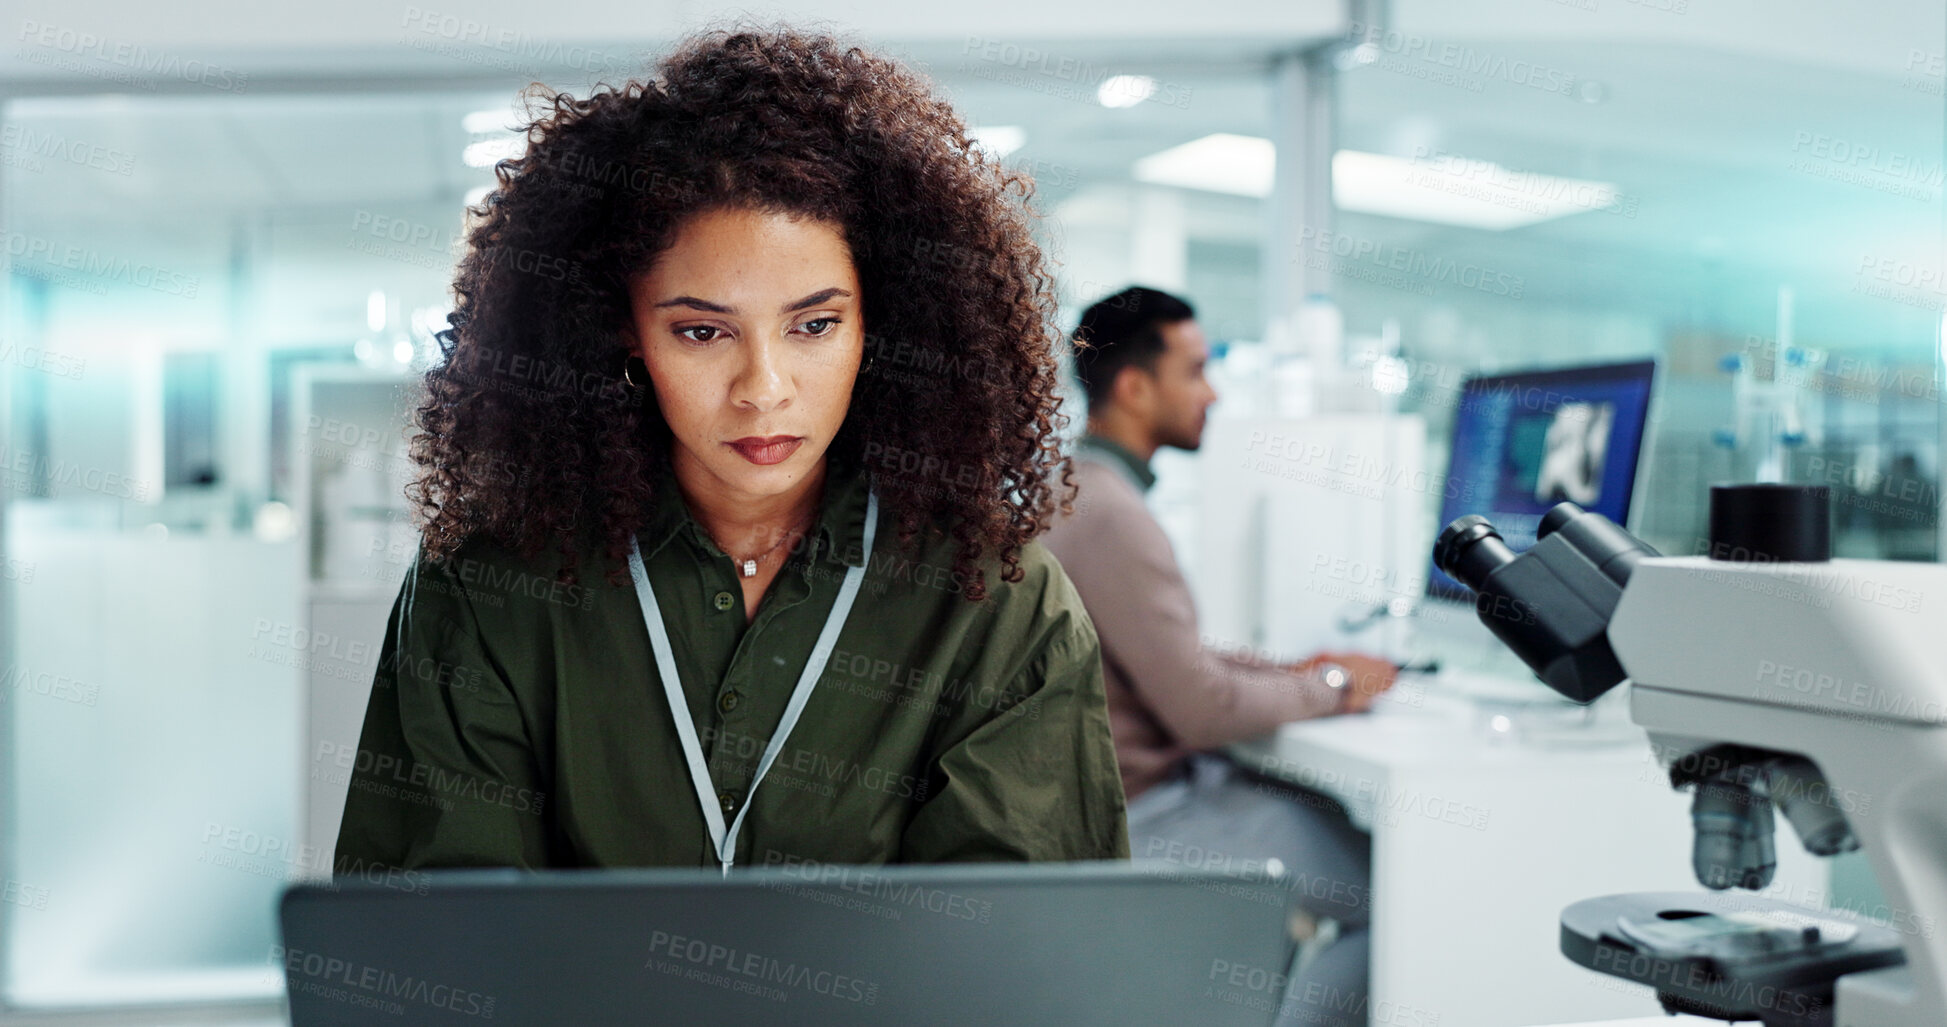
[1426,359,1657,601]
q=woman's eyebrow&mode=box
[782,287,852,312]
[654,296,733,313]
[651,288,851,314]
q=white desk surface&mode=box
[1229,673,1828,1027]
[1524,1019,1717,1026]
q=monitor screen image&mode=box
[1426,359,1657,600]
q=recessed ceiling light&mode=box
[970,125,1026,159]
[1333,149,1619,230]
[1098,75,1158,109]
[1132,133,1275,197]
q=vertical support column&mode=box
[0,89,17,1009]
[225,213,267,512]
[1937,307,1947,560]
[1260,47,1337,349]
[1925,17,1946,560]
[1937,76,1947,561]
[1129,186,1188,293]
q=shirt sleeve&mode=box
[898,607,1131,863]
[332,548,552,873]
[1072,477,1342,751]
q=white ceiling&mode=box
[2,0,1932,85]
[1334,34,1945,348]
[2,1,1942,356]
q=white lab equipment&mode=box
[1437,482,1943,1026]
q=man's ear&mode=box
[1109,362,1153,412]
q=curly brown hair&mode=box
[409,27,1076,601]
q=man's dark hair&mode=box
[1071,286,1196,409]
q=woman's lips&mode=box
[726,436,804,466]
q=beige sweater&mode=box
[1041,451,1343,800]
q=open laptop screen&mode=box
[1427,359,1656,601]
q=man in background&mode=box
[1041,286,1395,1027]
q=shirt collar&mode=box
[1078,434,1157,493]
[637,452,872,569]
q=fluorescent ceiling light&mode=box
[1097,74,1158,109]
[462,109,523,168]
[1132,133,1275,197]
[463,137,524,168]
[1130,137,1621,231]
[462,109,519,134]
[1333,149,1619,230]
[969,125,1026,159]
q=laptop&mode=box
[279,861,1295,1025]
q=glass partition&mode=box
[0,54,1279,1015]
[0,88,495,1010]
[1330,31,1946,561]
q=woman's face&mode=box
[627,207,864,501]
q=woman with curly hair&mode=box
[333,28,1129,872]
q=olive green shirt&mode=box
[333,458,1129,872]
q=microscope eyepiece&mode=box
[1539,503,1580,539]
[1429,504,1658,703]
[1434,514,1518,593]
[1537,502,1658,588]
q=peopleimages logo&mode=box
[1787,131,1941,201]
[1,231,199,297]
[16,21,249,91]
[959,37,1193,109]
[644,930,881,1005]
[0,123,138,176]
[1346,21,1579,96]
[1291,225,1524,299]
[1410,145,1638,218]
[272,945,494,1019]
[397,7,635,77]
[0,445,150,500]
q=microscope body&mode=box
[1609,555,1947,1026]
[1435,487,1944,1026]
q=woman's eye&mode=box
[676,325,722,344]
[797,317,841,337]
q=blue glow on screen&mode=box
[1427,360,1656,600]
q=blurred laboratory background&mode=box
[0,0,1941,1024]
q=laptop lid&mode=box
[279,862,1294,1026]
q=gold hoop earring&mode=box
[624,354,648,389]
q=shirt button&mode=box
[718,790,738,814]
[712,591,735,612]
[718,691,741,714]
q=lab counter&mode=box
[1229,673,1828,1027]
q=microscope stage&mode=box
[1561,891,1906,1027]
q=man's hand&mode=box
[1292,652,1398,714]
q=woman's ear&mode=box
[623,353,650,391]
